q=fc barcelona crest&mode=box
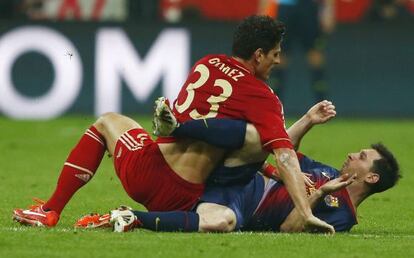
[324,195,339,208]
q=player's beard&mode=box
[341,158,350,173]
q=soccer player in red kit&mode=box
[170,15,331,231]
[13,111,227,227]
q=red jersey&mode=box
[173,54,293,152]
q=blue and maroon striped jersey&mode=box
[244,154,358,232]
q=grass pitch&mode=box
[1,116,414,258]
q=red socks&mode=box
[43,126,106,214]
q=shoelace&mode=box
[29,197,46,210]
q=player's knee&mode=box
[98,112,120,122]
[213,209,237,232]
[199,208,237,233]
[94,112,119,131]
[222,208,237,232]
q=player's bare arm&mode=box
[273,148,335,233]
[280,173,356,233]
[273,148,310,217]
[287,100,336,150]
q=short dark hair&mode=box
[232,15,286,60]
[369,143,401,194]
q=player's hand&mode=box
[303,173,315,188]
[304,215,335,234]
[319,173,356,195]
[306,100,336,125]
[280,214,335,234]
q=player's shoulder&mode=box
[195,54,277,96]
[299,153,340,180]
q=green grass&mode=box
[1,116,414,258]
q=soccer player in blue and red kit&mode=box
[110,101,400,233]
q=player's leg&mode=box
[130,209,200,232]
[93,112,142,157]
[13,112,141,227]
[109,202,236,233]
[98,206,200,232]
[130,203,236,233]
[43,112,141,212]
[299,0,328,102]
[196,203,237,233]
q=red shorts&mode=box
[114,128,204,211]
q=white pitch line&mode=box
[1,226,78,233]
[347,234,414,239]
[2,227,414,239]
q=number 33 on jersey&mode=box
[173,54,294,152]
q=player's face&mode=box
[341,149,381,178]
[255,43,281,80]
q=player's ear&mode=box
[365,172,380,185]
[254,48,264,63]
